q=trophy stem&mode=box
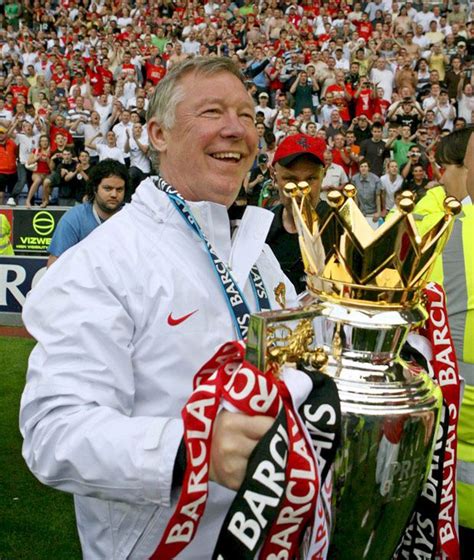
[312,301,428,366]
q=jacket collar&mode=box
[132,177,274,286]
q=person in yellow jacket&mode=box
[0,213,13,255]
[414,127,474,560]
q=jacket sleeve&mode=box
[19,243,183,508]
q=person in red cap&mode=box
[266,133,328,293]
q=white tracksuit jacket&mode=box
[20,178,297,559]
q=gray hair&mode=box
[146,57,246,171]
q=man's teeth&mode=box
[212,152,242,161]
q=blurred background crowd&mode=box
[0,0,472,215]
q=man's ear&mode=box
[465,131,474,201]
[147,117,168,154]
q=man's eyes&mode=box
[201,109,254,120]
[202,108,221,116]
[240,112,255,121]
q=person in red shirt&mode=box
[373,87,390,123]
[354,12,373,42]
[8,76,30,107]
[49,115,74,152]
[97,58,114,85]
[354,77,376,119]
[86,64,104,97]
[325,0,342,17]
[0,125,18,205]
[25,135,51,208]
[114,52,139,82]
[4,93,14,113]
[318,22,332,44]
[287,6,302,27]
[325,70,352,124]
[272,29,291,57]
[331,132,351,175]
[51,63,70,86]
[144,49,167,85]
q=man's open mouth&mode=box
[210,152,243,163]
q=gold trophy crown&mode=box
[284,183,462,308]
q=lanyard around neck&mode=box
[153,176,270,339]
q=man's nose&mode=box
[221,111,247,138]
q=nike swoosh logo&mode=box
[167,310,198,326]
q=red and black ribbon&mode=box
[150,342,340,560]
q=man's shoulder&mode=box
[62,202,93,222]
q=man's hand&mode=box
[209,410,274,491]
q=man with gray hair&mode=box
[20,57,297,559]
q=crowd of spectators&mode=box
[0,0,473,219]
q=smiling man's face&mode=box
[149,71,258,207]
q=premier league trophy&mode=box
[246,185,461,559]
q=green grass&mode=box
[0,337,81,559]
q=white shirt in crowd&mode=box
[370,67,395,100]
[22,52,39,74]
[0,108,13,122]
[255,103,276,128]
[96,142,126,163]
[380,172,403,210]
[126,96,149,111]
[335,57,350,71]
[321,163,348,200]
[413,10,436,32]
[128,131,151,173]
[112,121,133,153]
[84,119,112,158]
[458,93,474,123]
[93,99,113,123]
[435,102,456,131]
[183,38,202,55]
[15,132,40,164]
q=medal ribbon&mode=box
[153,176,270,339]
[150,342,339,560]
